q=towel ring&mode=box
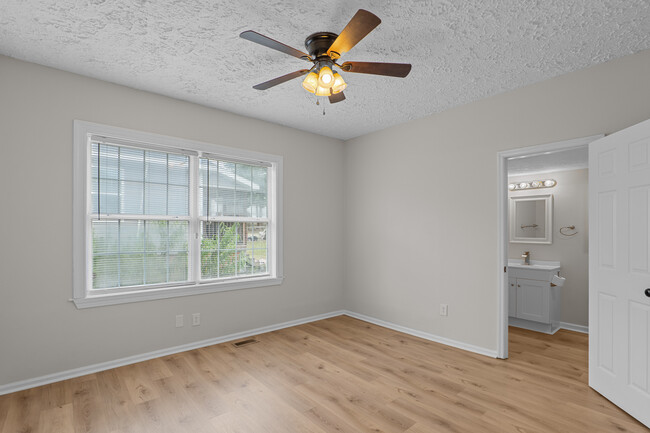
[560,225,578,236]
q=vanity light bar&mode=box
[508,179,556,191]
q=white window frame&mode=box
[72,120,283,308]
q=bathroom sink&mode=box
[507,260,560,271]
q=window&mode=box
[73,121,283,308]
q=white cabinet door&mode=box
[508,277,517,316]
[516,278,550,323]
[589,119,650,428]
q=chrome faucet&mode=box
[522,251,530,265]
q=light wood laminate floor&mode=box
[0,315,647,432]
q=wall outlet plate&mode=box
[175,314,184,328]
[440,304,449,316]
[192,313,200,326]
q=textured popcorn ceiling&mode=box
[1,1,649,140]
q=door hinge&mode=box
[504,266,507,273]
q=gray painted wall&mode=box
[344,49,650,352]
[0,55,345,386]
[2,48,650,387]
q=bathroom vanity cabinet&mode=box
[508,261,561,334]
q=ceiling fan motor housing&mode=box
[305,32,339,59]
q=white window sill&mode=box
[72,276,284,309]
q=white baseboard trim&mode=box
[559,322,589,334]
[0,310,346,396]
[0,309,499,396]
[342,310,498,358]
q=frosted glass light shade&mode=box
[302,72,318,93]
[314,86,331,96]
[331,73,347,94]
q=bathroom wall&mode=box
[508,169,588,327]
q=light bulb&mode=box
[531,181,542,188]
[519,182,529,189]
[544,180,556,187]
[508,184,516,191]
[302,72,318,94]
[318,66,334,88]
[331,72,347,94]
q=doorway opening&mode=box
[496,135,602,359]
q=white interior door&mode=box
[589,118,650,428]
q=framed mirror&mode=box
[509,194,553,244]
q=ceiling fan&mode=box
[240,9,412,104]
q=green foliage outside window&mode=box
[201,222,250,278]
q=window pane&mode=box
[145,253,168,285]
[92,142,189,217]
[91,220,189,289]
[254,248,267,273]
[119,220,144,252]
[252,192,267,218]
[145,183,167,215]
[252,166,267,192]
[92,178,119,214]
[200,221,267,280]
[145,220,168,252]
[252,166,268,218]
[217,161,236,216]
[217,187,235,217]
[169,221,188,251]
[235,164,253,217]
[198,158,267,219]
[93,255,119,289]
[168,154,189,186]
[92,143,119,180]
[120,147,145,181]
[120,181,144,214]
[93,220,119,254]
[120,254,144,286]
[236,190,252,217]
[169,252,188,281]
[145,151,167,184]
[168,185,189,216]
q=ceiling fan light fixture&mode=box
[318,65,334,88]
[301,71,319,93]
[331,72,347,94]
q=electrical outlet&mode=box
[440,304,448,316]
[192,313,201,326]
[175,314,184,328]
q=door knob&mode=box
[645,288,650,297]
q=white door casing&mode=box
[589,119,650,428]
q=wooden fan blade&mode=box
[329,92,346,104]
[240,30,311,61]
[340,61,411,77]
[253,70,310,90]
[327,10,381,58]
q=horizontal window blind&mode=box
[92,220,189,289]
[91,135,199,157]
[91,141,191,290]
[198,157,269,280]
[91,143,190,216]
